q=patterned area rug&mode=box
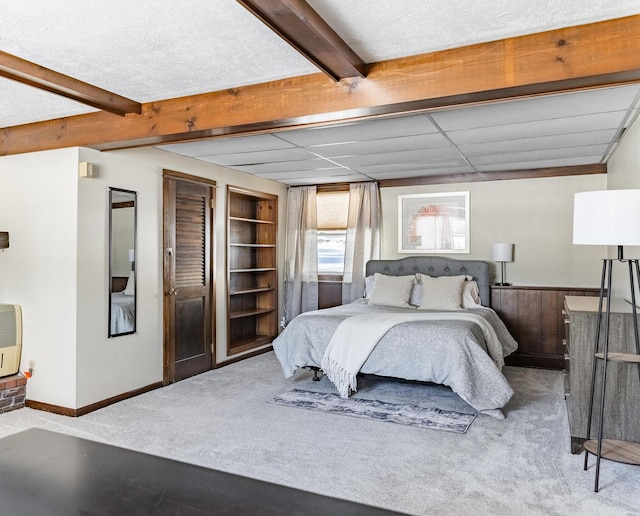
[270,389,476,433]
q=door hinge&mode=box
[209,198,215,209]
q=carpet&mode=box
[269,388,476,433]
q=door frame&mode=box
[162,169,217,384]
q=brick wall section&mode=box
[0,375,26,413]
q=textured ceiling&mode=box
[1,1,640,183]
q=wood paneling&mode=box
[227,186,278,356]
[1,16,639,156]
[491,286,600,369]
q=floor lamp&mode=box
[573,189,640,492]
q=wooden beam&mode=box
[0,50,142,117]
[377,164,607,188]
[1,15,639,156]
[236,0,366,80]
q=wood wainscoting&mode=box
[491,285,600,369]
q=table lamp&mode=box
[493,242,513,286]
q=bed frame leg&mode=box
[309,366,322,381]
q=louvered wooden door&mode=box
[163,172,215,383]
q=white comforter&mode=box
[272,299,518,418]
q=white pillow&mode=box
[462,280,482,308]
[123,271,135,296]
[416,273,466,310]
[368,273,415,308]
[363,275,375,299]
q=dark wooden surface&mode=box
[227,187,278,356]
[491,286,600,369]
[163,172,215,382]
[0,428,401,516]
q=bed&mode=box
[272,256,518,418]
[110,292,135,334]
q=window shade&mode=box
[316,191,349,230]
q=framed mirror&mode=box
[109,188,137,337]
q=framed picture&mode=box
[398,191,469,253]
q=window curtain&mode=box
[283,186,318,324]
[342,182,381,304]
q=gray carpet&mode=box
[0,352,638,515]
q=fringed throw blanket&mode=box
[321,312,507,398]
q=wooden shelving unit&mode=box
[227,186,278,356]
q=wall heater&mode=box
[0,304,22,377]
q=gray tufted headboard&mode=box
[365,256,491,307]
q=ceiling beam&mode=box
[0,50,142,117]
[236,0,366,80]
[1,15,639,156]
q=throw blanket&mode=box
[321,312,505,398]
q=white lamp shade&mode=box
[493,243,513,262]
[128,248,135,262]
[573,190,640,246]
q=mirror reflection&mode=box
[109,188,137,337]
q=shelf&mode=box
[229,216,276,225]
[229,307,275,319]
[595,352,640,363]
[229,335,274,354]
[584,439,640,466]
[230,287,274,296]
[230,268,276,273]
[229,243,276,248]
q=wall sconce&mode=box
[493,242,514,286]
[0,232,9,250]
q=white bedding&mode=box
[110,293,135,334]
[272,299,518,418]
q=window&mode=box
[316,191,349,274]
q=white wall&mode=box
[112,147,289,366]
[0,148,79,408]
[607,114,640,300]
[0,145,287,411]
[380,174,607,288]
[75,147,163,407]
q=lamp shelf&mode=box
[584,439,640,466]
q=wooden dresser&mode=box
[491,286,600,369]
[563,295,640,453]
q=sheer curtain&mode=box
[342,182,381,304]
[283,186,318,324]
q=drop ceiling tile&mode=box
[432,84,640,130]
[469,144,608,166]
[310,133,450,158]
[364,165,476,180]
[159,134,294,157]
[199,147,317,166]
[230,158,342,174]
[353,158,471,175]
[458,129,618,157]
[333,147,462,167]
[446,111,628,145]
[277,114,437,147]
[474,155,602,171]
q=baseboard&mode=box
[215,345,273,369]
[26,381,165,417]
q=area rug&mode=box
[269,389,476,433]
